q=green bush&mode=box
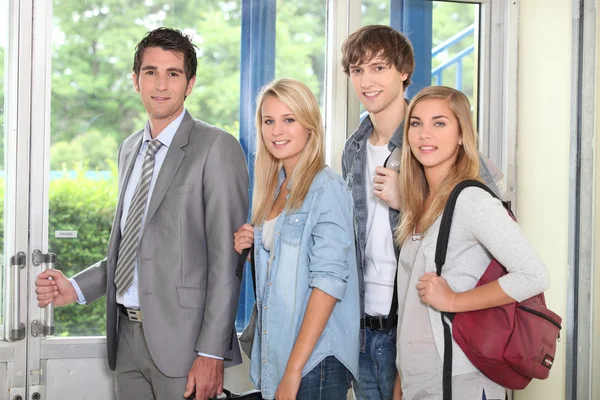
[48,165,118,336]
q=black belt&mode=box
[361,315,389,331]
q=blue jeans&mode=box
[353,327,397,400]
[296,356,352,400]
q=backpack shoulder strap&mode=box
[435,180,502,276]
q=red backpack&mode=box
[435,180,562,400]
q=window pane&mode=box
[49,0,242,336]
[432,2,479,107]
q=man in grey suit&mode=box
[35,27,249,400]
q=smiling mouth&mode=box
[419,146,437,153]
[273,140,290,147]
[151,96,170,101]
[363,91,382,98]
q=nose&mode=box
[361,71,374,88]
[155,74,168,91]
[272,121,284,136]
[418,125,431,140]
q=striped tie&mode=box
[114,139,163,296]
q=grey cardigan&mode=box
[398,187,550,376]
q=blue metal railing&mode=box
[431,24,475,90]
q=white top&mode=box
[363,141,397,316]
[262,217,278,252]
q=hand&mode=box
[416,272,457,312]
[373,166,402,210]
[233,224,254,257]
[275,369,302,400]
[393,372,402,400]
[183,356,224,400]
[35,269,78,307]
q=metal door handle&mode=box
[6,252,26,340]
[32,250,56,336]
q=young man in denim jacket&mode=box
[341,25,503,400]
[341,25,415,400]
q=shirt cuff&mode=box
[69,278,87,305]
[197,352,224,360]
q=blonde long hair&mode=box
[250,78,325,225]
[395,86,482,244]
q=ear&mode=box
[132,73,140,93]
[185,75,197,97]
[458,136,463,146]
[400,72,409,82]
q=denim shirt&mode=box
[249,166,360,400]
[341,109,501,352]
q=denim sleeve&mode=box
[308,178,355,300]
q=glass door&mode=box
[1,0,35,398]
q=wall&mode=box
[514,0,572,399]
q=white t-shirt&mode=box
[364,141,398,316]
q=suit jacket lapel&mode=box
[120,136,143,201]
[143,111,193,234]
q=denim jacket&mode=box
[249,166,360,400]
[341,112,501,352]
[341,115,403,352]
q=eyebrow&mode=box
[350,59,387,68]
[141,65,185,74]
[432,115,449,120]
[263,113,294,118]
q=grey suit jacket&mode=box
[73,111,249,377]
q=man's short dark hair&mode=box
[341,25,415,89]
[133,27,198,83]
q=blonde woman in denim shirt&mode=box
[234,78,359,400]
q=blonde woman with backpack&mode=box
[393,86,550,400]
